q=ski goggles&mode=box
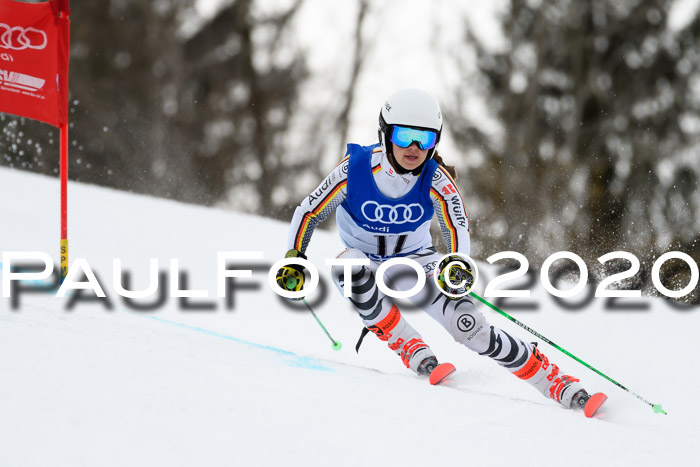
[390,125,439,150]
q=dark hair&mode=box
[432,150,457,180]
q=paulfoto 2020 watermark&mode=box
[1,250,698,311]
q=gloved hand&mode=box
[437,255,474,298]
[276,249,307,300]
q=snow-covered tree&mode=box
[450,0,700,299]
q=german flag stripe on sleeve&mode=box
[431,187,458,252]
[294,180,347,250]
[437,166,469,230]
[438,166,463,196]
[334,155,350,168]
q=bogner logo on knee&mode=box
[457,314,476,332]
[457,313,483,341]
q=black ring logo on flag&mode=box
[0,24,48,51]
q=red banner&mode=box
[0,0,70,127]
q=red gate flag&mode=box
[0,0,70,127]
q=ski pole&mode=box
[284,276,342,351]
[302,298,342,351]
[469,291,667,415]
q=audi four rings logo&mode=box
[361,201,424,224]
[0,24,48,51]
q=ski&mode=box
[429,362,607,418]
[583,392,607,418]
[429,362,456,385]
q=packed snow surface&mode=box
[1,168,697,466]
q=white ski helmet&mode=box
[378,88,443,173]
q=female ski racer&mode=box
[277,88,597,412]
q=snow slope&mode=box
[0,167,698,467]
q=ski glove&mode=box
[276,249,307,300]
[437,255,473,299]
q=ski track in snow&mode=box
[1,168,698,466]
